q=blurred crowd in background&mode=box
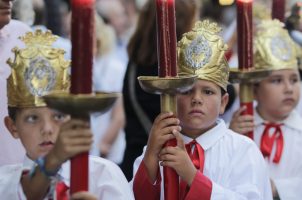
[5,0,302,180]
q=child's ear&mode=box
[219,93,229,115]
[4,116,20,139]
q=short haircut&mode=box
[7,107,20,122]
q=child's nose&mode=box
[191,92,203,105]
[284,80,294,92]
[41,120,55,135]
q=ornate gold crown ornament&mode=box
[254,19,301,71]
[177,20,229,91]
[7,29,70,108]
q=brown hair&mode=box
[7,107,20,122]
[127,0,201,66]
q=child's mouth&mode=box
[39,141,54,147]
[189,109,204,115]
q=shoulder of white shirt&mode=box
[4,19,31,32]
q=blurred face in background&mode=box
[0,0,13,29]
[96,0,129,39]
[255,69,301,122]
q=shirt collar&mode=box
[255,109,302,132]
[182,119,226,151]
[22,155,36,170]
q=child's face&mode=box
[5,107,69,160]
[177,80,229,138]
[255,69,300,121]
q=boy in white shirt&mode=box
[132,20,273,200]
[0,29,134,200]
[230,20,302,200]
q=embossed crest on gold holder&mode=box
[7,29,70,108]
[177,20,229,91]
[7,30,119,118]
[254,19,301,71]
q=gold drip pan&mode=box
[229,68,271,83]
[138,74,197,94]
[43,92,120,118]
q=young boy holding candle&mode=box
[229,20,302,200]
[132,20,273,200]
[0,29,134,200]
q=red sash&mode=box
[260,123,284,163]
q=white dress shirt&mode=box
[0,155,134,200]
[254,110,302,200]
[132,119,273,200]
[0,20,31,166]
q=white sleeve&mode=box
[274,177,302,200]
[0,164,26,200]
[210,144,273,200]
[89,157,134,200]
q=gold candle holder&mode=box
[138,74,197,113]
[43,92,120,119]
[229,68,271,102]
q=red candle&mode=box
[237,0,254,139]
[71,0,94,94]
[237,0,253,70]
[272,0,285,22]
[156,0,177,77]
[70,0,95,194]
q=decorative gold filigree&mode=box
[177,20,229,91]
[254,19,300,71]
[20,29,58,46]
[7,29,70,108]
[253,2,271,25]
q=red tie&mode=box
[260,123,284,163]
[179,140,205,199]
[56,181,69,200]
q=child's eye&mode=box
[204,89,214,95]
[25,115,38,123]
[54,113,67,122]
[270,78,282,84]
[290,77,298,84]
[181,90,192,95]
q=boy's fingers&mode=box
[173,130,185,150]
[159,153,176,162]
[238,115,254,123]
[61,120,90,131]
[161,126,181,135]
[162,133,176,142]
[233,106,246,118]
[160,160,175,168]
[154,112,174,124]
[62,129,93,138]
[71,191,97,200]
[157,118,180,129]
[67,137,93,146]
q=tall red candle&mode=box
[70,0,95,194]
[237,0,253,70]
[71,0,94,94]
[237,0,254,139]
[272,0,285,22]
[156,0,177,77]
